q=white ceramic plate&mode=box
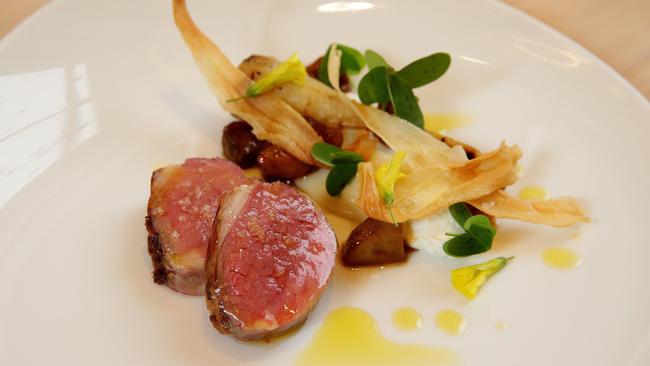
[1,0,649,365]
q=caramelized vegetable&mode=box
[257,145,314,182]
[306,117,343,147]
[221,121,267,168]
[342,218,406,267]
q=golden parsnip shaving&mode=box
[467,190,588,227]
[173,0,320,164]
[358,143,522,222]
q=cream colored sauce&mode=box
[392,307,423,332]
[496,321,508,330]
[542,247,581,269]
[321,209,358,245]
[435,310,465,336]
[295,307,457,366]
[296,169,366,222]
[404,208,463,254]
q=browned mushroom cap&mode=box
[257,145,315,182]
[221,121,268,168]
[342,218,407,267]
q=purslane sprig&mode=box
[443,203,496,257]
[358,50,451,128]
[311,143,364,196]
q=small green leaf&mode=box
[443,214,496,257]
[338,44,366,75]
[358,66,390,105]
[326,163,358,196]
[317,46,333,87]
[396,52,451,89]
[464,215,496,247]
[388,74,424,128]
[443,234,491,257]
[365,49,390,70]
[331,151,363,164]
[311,142,341,167]
[449,203,472,226]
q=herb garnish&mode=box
[358,50,451,128]
[318,43,365,88]
[443,203,496,257]
[311,142,364,196]
[451,257,513,299]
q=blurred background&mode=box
[1,0,648,98]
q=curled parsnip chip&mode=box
[173,0,320,164]
[326,44,342,91]
[467,190,588,227]
[358,143,521,223]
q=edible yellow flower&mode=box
[245,53,306,97]
[451,257,512,299]
[375,151,406,224]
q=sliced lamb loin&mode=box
[206,181,337,341]
[146,158,252,295]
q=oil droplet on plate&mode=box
[435,310,465,336]
[392,307,423,332]
[518,185,547,200]
[424,114,471,133]
[542,247,580,269]
[295,307,458,366]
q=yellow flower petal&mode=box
[245,53,306,97]
[375,151,406,206]
[451,257,510,299]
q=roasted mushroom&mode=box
[306,117,343,147]
[221,121,267,168]
[342,218,407,266]
[257,145,314,182]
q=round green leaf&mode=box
[317,45,333,87]
[448,202,472,226]
[443,233,491,257]
[326,163,358,196]
[358,66,390,105]
[389,74,424,128]
[311,142,341,167]
[365,49,390,70]
[331,150,363,164]
[396,52,451,88]
[338,44,365,75]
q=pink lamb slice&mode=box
[146,157,252,295]
[206,181,337,341]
